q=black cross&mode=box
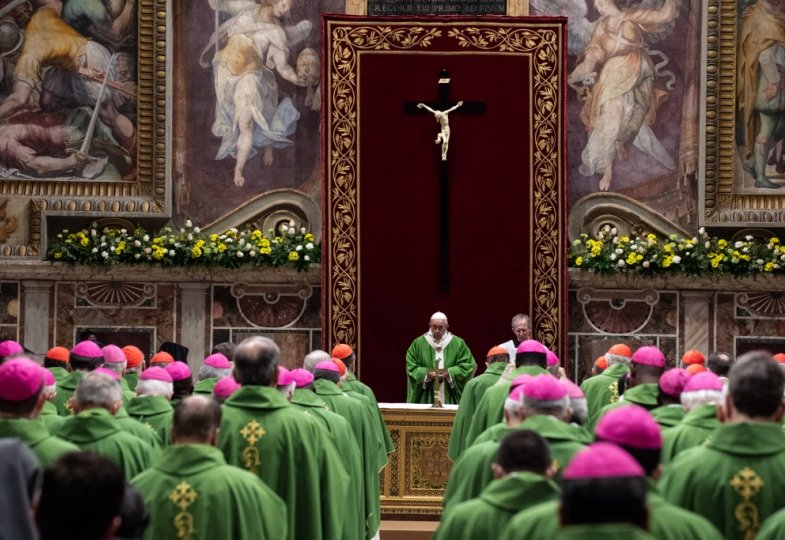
[404,69,485,292]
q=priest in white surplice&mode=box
[405,312,476,405]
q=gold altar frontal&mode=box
[379,404,456,519]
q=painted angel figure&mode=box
[567,0,678,192]
[203,0,313,187]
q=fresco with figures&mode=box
[532,0,701,231]
[172,0,343,228]
[0,0,137,182]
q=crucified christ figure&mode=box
[417,101,464,161]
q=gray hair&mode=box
[198,364,232,381]
[511,313,530,325]
[136,379,173,397]
[570,397,588,424]
[522,395,569,418]
[681,389,724,411]
[504,397,524,418]
[74,372,122,410]
[304,349,331,372]
[102,362,126,375]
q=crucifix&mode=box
[404,69,485,292]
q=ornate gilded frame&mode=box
[0,0,170,258]
[323,17,568,357]
[701,0,785,227]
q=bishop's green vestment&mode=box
[650,404,686,429]
[343,371,395,455]
[660,404,719,465]
[218,385,350,540]
[660,422,785,540]
[462,365,549,448]
[132,444,287,540]
[448,361,507,461]
[434,471,559,540]
[58,408,157,478]
[580,363,629,423]
[0,417,78,467]
[126,395,174,447]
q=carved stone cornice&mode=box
[569,268,785,292]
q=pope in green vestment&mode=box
[435,471,559,540]
[132,443,287,540]
[463,364,548,448]
[126,395,174,447]
[312,376,384,538]
[59,408,158,478]
[448,359,508,461]
[405,321,476,404]
[218,384,350,540]
[0,417,78,467]
[661,403,719,464]
[660,422,785,540]
[444,415,585,508]
[291,386,366,540]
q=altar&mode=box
[379,404,457,518]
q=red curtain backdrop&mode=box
[324,17,568,403]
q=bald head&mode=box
[172,395,222,445]
[233,336,279,386]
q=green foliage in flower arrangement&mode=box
[569,226,783,278]
[45,220,320,272]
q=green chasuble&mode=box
[52,370,84,416]
[58,408,157,478]
[123,371,140,391]
[46,366,69,385]
[343,387,392,466]
[116,407,162,448]
[132,444,287,540]
[556,524,655,540]
[313,379,384,537]
[650,404,686,429]
[580,363,629,423]
[443,415,585,509]
[405,334,476,404]
[0,417,78,467]
[434,471,559,540]
[448,362,507,461]
[291,388,366,540]
[218,385,350,540]
[39,400,65,435]
[757,506,785,540]
[118,377,136,406]
[193,377,218,396]
[500,480,723,540]
[661,404,719,465]
[344,371,395,455]
[660,422,785,540]
[588,383,659,431]
[126,395,174,447]
[463,365,549,448]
